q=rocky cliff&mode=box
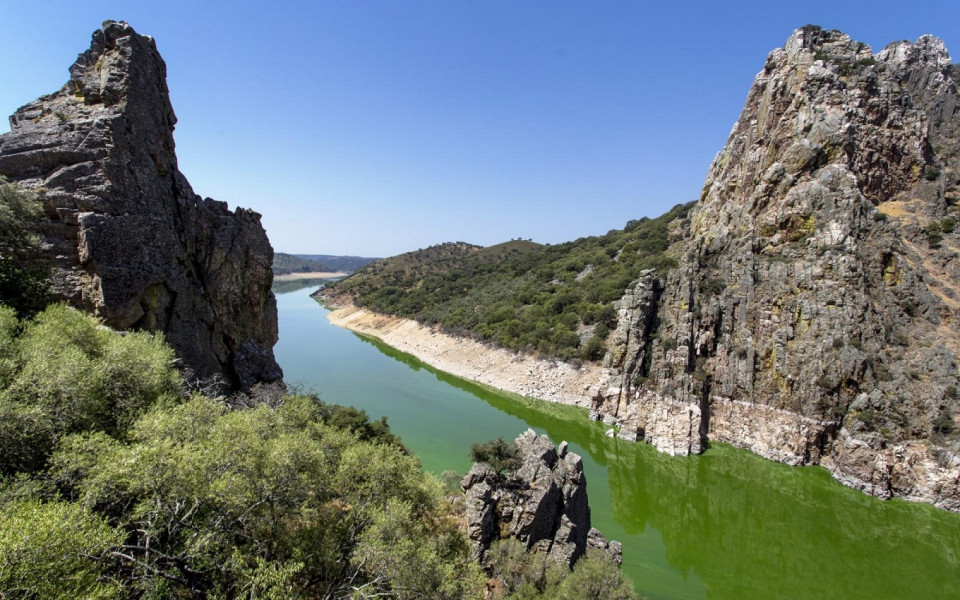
[0,21,281,390]
[594,26,960,509]
[461,430,621,567]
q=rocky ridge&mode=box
[460,429,621,568]
[593,27,960,509]
[0,21,281,390]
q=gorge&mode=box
[280,282,960,600]
[323,26,960,511]
[3,16,960,599]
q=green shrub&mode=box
[926,222,944,248]
[317,399,405,450]
[0,304,180,475]
[50,395,482,598]
[469,437,522,474]
[485,539,637,600]
[933,409,956,435]
[554,550,637,600]
[0,500,122,599]
[0,179,50,316]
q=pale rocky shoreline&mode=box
[275,271,347,281]
[325,304,608,409]
[327,301,960,511]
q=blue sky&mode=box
[2,1,958,256]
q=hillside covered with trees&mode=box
[272,252,335,275]
[322,203,693,360]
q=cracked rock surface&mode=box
[461,429,622,567]
[594,27,960,510]
[0,21,282,390]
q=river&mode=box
[274,282,960,600]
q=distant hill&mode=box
[273,253,335,275]
[294,254,379,273]
[320,209,690,361]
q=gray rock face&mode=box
[0,21,281,390]
[461,430,622,567]
[593,27,960,510]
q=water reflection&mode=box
[350,326,960,600]
[272,277,339,295]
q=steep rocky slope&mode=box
[595,26,960,509]
[0,21,281,390]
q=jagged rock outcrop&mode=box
[594,26,960,510]
[0,21,281,390]
[461,429,622,567]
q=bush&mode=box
[0,179,50,316]
[317,400,405,450]
[0,304,180,475]
[485,540,638,600]
[469,437,521,474]
[926,222,944,248]
[0,500,122,599]
[49,395,483,598]
[555,550,637,600]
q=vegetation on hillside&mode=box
[272,252,335,275]
[273,253,380,276]
[325,203,693,360]
[295,254,380,273]
[0,304,484,598]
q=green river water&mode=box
[274,282,960,599]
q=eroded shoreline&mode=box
[275,271,348,281]
[325,304,608,409]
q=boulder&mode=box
[460,429,621,568]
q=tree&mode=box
[0,179,50,316]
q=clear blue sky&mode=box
[2,1,958,256]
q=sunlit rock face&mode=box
[595,27,960,510]
[0,21,282,390]
[461,429,622,567]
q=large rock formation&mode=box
[593,26,960,510]
[0,21,281,390]
[461,429,622,567]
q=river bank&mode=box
[325,304,608,409]
[280,287,960,599]
[275,271,348,281]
